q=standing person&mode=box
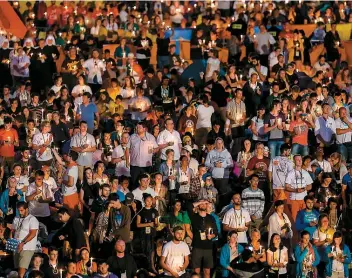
[32,121,53,168]
[25,170,53,229]
[226,88,246,158]
[314,103,336,156]
[53,149,80,216]
[83,49,105,95]
[0,117,19,174]
[324,231,351,278]
[269,143,294,201]
[134,28,153,71]
[157,118,182,162]
[335,107,352,163]
[107,240,138,278]
[160,226,190,278]
[132,174,156,206]
[55,207,87,260]
[205,137,233,209]
[195,95,214,148]
[190,201,218,278]
[266,233,289,278]
[11,202,39,278]
[285,155,313,221]
[295,196,320,239]
[222,193,251,245]
[241,174,265,233]
[290,109,314,156]
[77,92,99,134]
[264,100,286,158]
[127,122,158,189]
[294,231,320,278]
[136,194,159,261]
[156,28,173,69]
[70,121,97,181]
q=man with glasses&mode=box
[32,121,53,169]
[127,121,158,189]
[0,116,19,174]
[25,170,53,230]
[70,121,96,181]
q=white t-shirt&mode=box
[269,156,294,190]
[71,85,92,107]
[255,32,276,55]
[335,117,352,144]
[157,130,182,160]
[12,214,39,251]
[70,133,96,167]
[222,208,251,243]
[206,58,220,78]
[62,166,78,196]
[14,176,29,191]
[285,169,313,200]
[132,187,156,206]
[26,182,53,217]
[162,241,190,276]
[314,116,336,144]
[43,177,57,194]
[111,145,130,177]
[32,133,53,161]
[82,58,106,85]
[267,246,288,274]
[196,105,214,129]
[309,159,332,173]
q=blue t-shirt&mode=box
[79,103,97,130]
[342,173,352,193]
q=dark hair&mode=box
[17,201,28,209]
[269,233,283,252]
[35,170,44,177]
[249,174,259,181]
[57,207,69,215]
[68,150,78,161]
[332,231,344,250]
[300,230,310,238]
[274,200,284,208]
[304,195,314,203]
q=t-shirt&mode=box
[0,128,18,157]
[289,120,309,146]
[190,213,218,249]
[196,105,214,129]
[62,166,78,196]
[222,208,251,243]
[285,169,313,200]
[162,241,190,276]
[246,156,270,187]
[14,176,29,191]
[12,214,39,250]
[206,58,220,78]
[132,187,156,206]
[32,132,53,161]
[264,113,285,140]
[269,156,294,189]
[26,182,53,217]
[70,132,96,167]
[139,207,159,236]
[80,103,97,130]
[156,37,170,56]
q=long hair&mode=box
[332,231,344,250]
[269,233,284,252]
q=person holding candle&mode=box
[324,231,351,278]
[11,202,39,278]
[43,246,64,278]
[76,248,98,277]
[31,121,53,169]
[267,233,289,278]
[190,201,218,278]
[285,154,313,221]
[0,116,19,173]
[220,231,244,278]
[314,173,338,211]
[294,230,320,278]
[12,164,29,193]
[128,87,151,121]
[223,193,251,245]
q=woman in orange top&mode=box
[76,248,97,277]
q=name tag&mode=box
[232,24,242,29]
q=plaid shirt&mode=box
[241,187,265,219]
[188,176,202,200]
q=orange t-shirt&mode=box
[0,128,19,157]
[289,120,309,146]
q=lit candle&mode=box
[64,6,68,10]
[90,257,93,266]
[332,246,335,253]
[44,12,47,18]
[59,269,63,278]
[41,108,44,119]
[240,74,243,80]
[259,245,262,254]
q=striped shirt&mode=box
[241,187,265,219]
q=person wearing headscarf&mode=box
[44,34,60,78]
[22,38,35,57]
[0,39,13,87]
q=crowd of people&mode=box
[1,0,352,278]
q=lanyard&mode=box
[295,169,303,189]
[234,209,243,227]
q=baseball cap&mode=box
[202,172,212,181]
[125,192,134,205]
[182,145,193,153]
